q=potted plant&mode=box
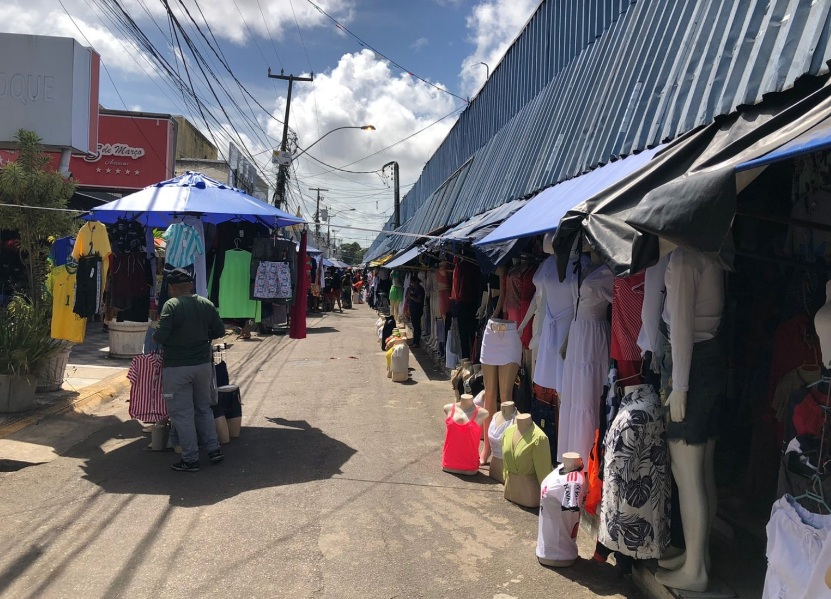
[0,295,64,412]
[0,129,76,403]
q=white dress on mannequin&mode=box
[533,254,581,391]
[557,264,613,462]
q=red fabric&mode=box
[290,231,308,339]
[768,314,822,404]
[451,257,481,304]
[610,272,645,362]
[794,390,827,437]
[616,359,642,383]
[127,352,166,422]
[585,429,602,516]
[436,265,452,315]
[442,404,482,471]
[504,263,536,348]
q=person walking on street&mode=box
[152,268,226,472]
[406,276,425,348]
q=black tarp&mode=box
[552,76,831,279]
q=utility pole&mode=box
[268,68,313,208]
[309,187,328,245]
[383,161,400,228]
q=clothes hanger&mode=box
[795,473,831,514]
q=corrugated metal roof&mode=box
[366,0,831,261]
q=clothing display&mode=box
[773,367,822,423]
[558,264,613,462]
[250,237,297,304]
[108,219,146,254]
[451,257,482,304]
[50,264,86,343]
[218,249,260,319]
[533,254,581,391]
[442,404,482,472]
[611,272,645,364]
[72,221,112,283]
[48,236,75,267]
[763,494,831,599]
[504,261,537,348]
[127,352,166,423]
[530,383,558,450]
[537,466,586,563]
[389,271,404,303]
[108,252,151,311]
[599,386,670,559]
[480,318,522,366]
[488,412,517,460]
[253,261,292,300]
[162,221,205,269]
[73,255,103,319]
[636,255,669,358]
[502,422,553,485]
[436,263,452,315]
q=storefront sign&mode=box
[0,33,99,154]
[0,111,176,191]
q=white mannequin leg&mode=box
[655,440,709,592]
[481,364,499,464]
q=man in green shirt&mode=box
[153,268,226,472]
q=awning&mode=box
[384,245,425,269]
[477,146,665,246]
[368,252,396,267]
[736,115,831,172]
[433,200,528,246]
[626,81,831,273]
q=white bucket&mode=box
[36,345,73,392]
[107,321,150,358]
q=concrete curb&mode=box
[0,371,130,440]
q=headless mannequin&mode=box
[390,270,404,322]
[538,452,584,567]
[656,247,724,593]
[518,233,560,382]
[488,401,517,483]
[504,414,546,508]
[480,266,519,465]
[443,393,490,475]
[813,281,831,591]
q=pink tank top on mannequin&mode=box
[442,404,482,471]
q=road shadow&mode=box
[305,326,339,334]
[546,556,645,598]
[66,417,357,507]
[410,347,450,382]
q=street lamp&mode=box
[290,125,375,162]
[325,208,356,257]
[272,125,375,208]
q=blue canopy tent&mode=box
[84,172,305,228]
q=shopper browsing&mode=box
[152,268,226,472]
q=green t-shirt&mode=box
[153,294,225,367]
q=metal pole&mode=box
[309,187,327,245]
[383,161,400,228]
[267,69,313,208]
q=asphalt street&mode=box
[0,307,643,599]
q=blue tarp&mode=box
[384,246,424,269]
[736,116,831,171]
[476,145,666,246]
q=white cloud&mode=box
[268,50,460,233]
[411,37,429,51]
[459,0,540,97]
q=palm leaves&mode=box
[0,295,63,376]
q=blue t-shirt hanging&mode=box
[49,236,76,267]
[162,222,205,268]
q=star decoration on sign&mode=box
[106,168,111,173]
[134,170,140,176]
[115,169,121,174]
[96,167,101,173]
[125,169,131,174]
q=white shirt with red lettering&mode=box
[537,466,586,563]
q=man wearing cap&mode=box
[153,267,226,472]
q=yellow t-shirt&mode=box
[50,265,87,343]
[72,221,112,285]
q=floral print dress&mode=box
[599,386,670,559]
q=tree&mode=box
[0,130,76,307]
[339,242,363,265]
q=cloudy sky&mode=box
[1,0,540,246]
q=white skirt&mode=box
[480,318,522,366]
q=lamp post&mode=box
[382,161,400,229]
[290,125,375,162]
[325,207,356,257]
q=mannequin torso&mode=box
[503,414,552,507]
[537,452,585,567]
[442,394,489,475]
[488,401,517,483]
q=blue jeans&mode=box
[162,362,220,463]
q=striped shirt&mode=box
[162,222,205,268]
[127,353,167,423]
